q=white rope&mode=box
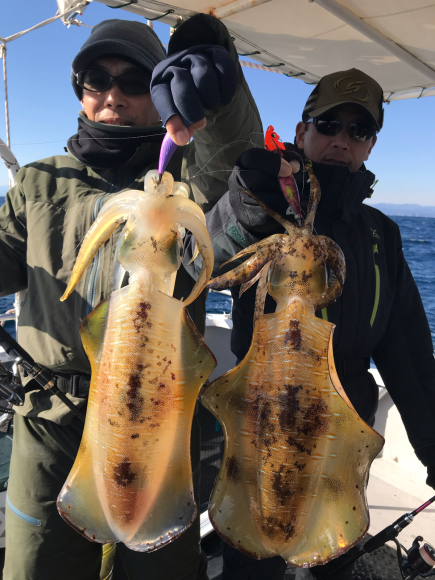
[239,60,288,74]
[0,1,88,44]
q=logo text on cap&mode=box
[333,77,370,102]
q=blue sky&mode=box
[1,0,434,205]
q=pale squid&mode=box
[57,170,216,551]
[201,164,384,567]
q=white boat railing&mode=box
[0,313,14,322]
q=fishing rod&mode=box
[324,495,435,579]
[0,324,86,423]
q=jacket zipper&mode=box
[86,181,115,316]
[370,243,380,327]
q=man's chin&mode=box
[322,159,350,167]
[99,119,134,127]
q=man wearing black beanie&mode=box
[0,14,262,580]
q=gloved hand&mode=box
[427,465,435,489]
[151,45,237,145]
[228,147,302,235]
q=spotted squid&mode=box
[57,170,216,551]
[201,165,384,567]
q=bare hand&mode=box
[278,158,300,178]
[165,114,207,146]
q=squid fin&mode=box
[57,298,117,543]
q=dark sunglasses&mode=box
[308,117,377,142]
[76,69,151,95]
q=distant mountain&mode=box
[1,191,434,218]
[367,203,435,218]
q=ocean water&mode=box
[396,216,435,342]
[0,200,433,343]
[208,215,435,344]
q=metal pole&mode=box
[211,0,272,19]
[312,0,435,84]
[1,44,20,329]
[1,44,11,155]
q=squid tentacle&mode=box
[172,209,214,306]
[207,244,275,291]
[220,234,286,271]
[239,261,269,298]
[243,189,295,234]
[304,164,321,233]
[61,203,134,301]
[253,261,272,322]
[188,244,200,265]
[160,195,207,226]
[166,198,209,274]
[220,245,259,270]
[315,236,346,311]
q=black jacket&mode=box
[185,149,435,473]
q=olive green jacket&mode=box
[0,16,262,424]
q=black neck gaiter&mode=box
[67,114,165,169]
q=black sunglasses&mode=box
[308,117,377,142]
[76,69,151,95]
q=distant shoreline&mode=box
[1,195,434,218]
[366,203,435,218]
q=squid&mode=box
[201,164,384,567]
[57,170,216,551]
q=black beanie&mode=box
[71,19,166,99]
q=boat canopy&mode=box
[56,0,435,102]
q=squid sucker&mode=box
[201,165,384,567]
[57,170,216,551]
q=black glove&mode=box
[150,45,237,127]
[229,148,302,235]
[427,465,435,489]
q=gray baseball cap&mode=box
[302,68,384,130]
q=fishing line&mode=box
[11,130,263,148]
[10,131,168,146]
[183,169,233,183]
[187,133,262,183]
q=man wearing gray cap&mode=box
[187,68,435,579]
[0,14,262,580]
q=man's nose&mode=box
[103,84,128,107]
[330,127,351,149]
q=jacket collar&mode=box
[310,161,376,222]
[287,142,376,223]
